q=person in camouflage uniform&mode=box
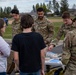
[7,9,22,75]
[32,7,54,46]
[49,11,76,50]
[32,7,54,73]
[11,9,21,38]
[62,26,76,75]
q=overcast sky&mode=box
[0,0,76,12]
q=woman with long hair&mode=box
[0,18,10,75]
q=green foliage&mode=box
[33,5,36,12]
[36,3,40,10]
[53,0,56,12]
[54,2,60,15]
[0,6,11,18]
[0,7,3,13]
[13,5,18,10]
[35,3,50,14]
[40,3,43,7]
[0,5,18,18]
[48,0,60,15]
[60,0,69,15]
[4,7,7,14]
[47,1,52,11]
[43,3,48,14]
[7,7,11,14]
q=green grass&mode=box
[53,22,64,39]
[3,24,12,39]
[48,16,62,19]
[47,16,75,19]
[3,20,63,39]
[53,22,62,37]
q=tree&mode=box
[0,6,12,18]
[47,1,52,11]
[33,5,36,12]
[60,0,69,15]
[34,3,50,15]
[53,0,56,13]
[40,3,43,7]
[72,4,76,12]
[72,4,76,16]
[7,7,11,14]
[36,3,39,10]
[0,7,3,18]
[13,5,18,10]
[0,7,3,14]
[4,7,7,13]
[54,2,60,15]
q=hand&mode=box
[48,44,54,51]
[41,70,45,75]
[0,52,3,55]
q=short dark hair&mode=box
[20,14,34,30]
[62,11,70,19]
[37,7,44,12]
[11,9,19,14]
[0,18,4,36]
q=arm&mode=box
[12,22,16,38]
[62,32,72,65]
[39,34,46,75]
[13,51,19,70]
[46,22,54,45]
[12,21,21,38]
[48,25,64,50]
[51,24,64,46]
[31,23,35,32]
[11,35,19,71]
[0,37,10,57]
[41,48,46,75]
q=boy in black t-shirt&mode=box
[11,14,46,75]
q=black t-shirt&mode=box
[11,32,46,73]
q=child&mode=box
[12,14,46,75]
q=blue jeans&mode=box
[20,70,41,75]
[0,72,6,75]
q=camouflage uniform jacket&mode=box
[51,23,76,46]
[32,17,54,46]
[12,18,22,38]
[62,29,76,70]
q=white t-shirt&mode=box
[0,36,10,72]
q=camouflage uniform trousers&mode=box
[7,51,15,74]
[64,68,76,75]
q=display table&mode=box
[45,52,63,72]
[45,58,62,66]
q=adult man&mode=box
[49,11,76,50]
[11,9,21,37]
[62,27,76,75]
[32,7,54,46]
[7,9,21,75]
[32,7,54,73]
